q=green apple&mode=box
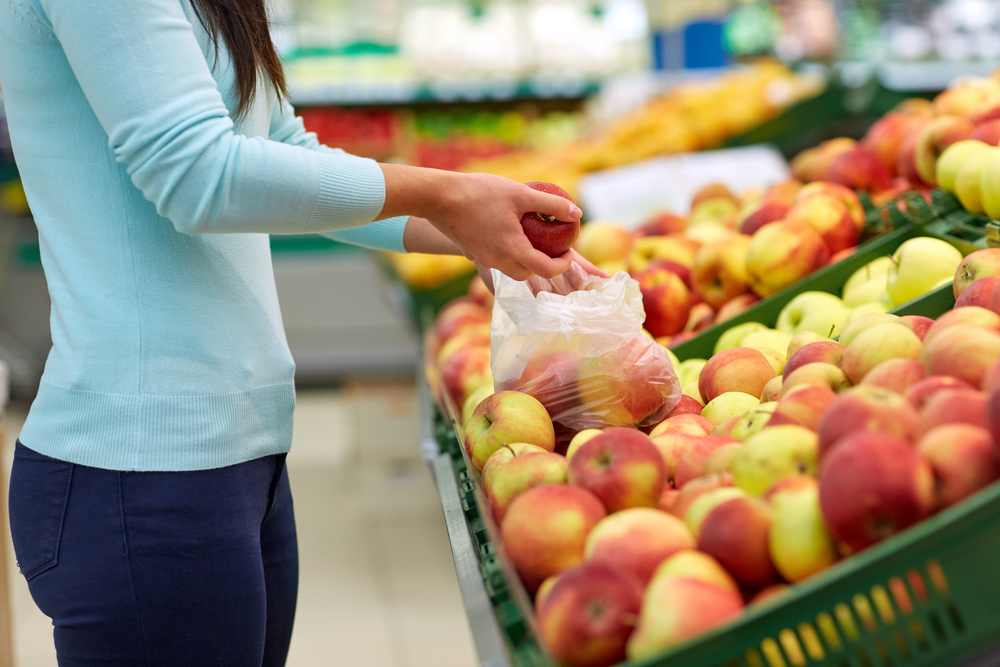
[837,312,900,347]
[731,402,777,441]
[731,425,818,496]
[955,146,1000,214]
[886,238,963,306]
[766,477,838,582]
[847,301,889,321]
[682,381,705,405]
[842,256,893,308]
[714,322,769,355]
[702,392,759,425]
[776,292,847,334]
[786,331,830,358]
[676,359,708,387]
[980,152,1000,219]
[463,384,495,429]
[664,346,681,372]
[936,139,993,192]
[740,329,794,359]
[684,487,748,535]
[795,304,853,338]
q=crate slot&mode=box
[906,570,929,603]
[946,603,965,635]
[817,612,844,651]
[852,594,879,631]
[891,630,913,661]
[926,560,949,596]
[889,577,913,614]
[778,629,807,665]
[745,647,766,667]
[869,586,896,625]
[872,638,894,666]
[855,647,874,667]
[835,603,862,642]
[927,611,947,643]
[797,622,826,661]
[908,619,930,651]
[760,638,787,667]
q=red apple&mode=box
[693,492,780,588]
[699,347,778,403]
[637,266,691,337]
[767,385,838,432]
[746,221,830,298]
[636,212,686,237]
[489,451,569,525]
[691,235,753,310]
[971,119,1000,146]
[442,345,493,414]
[918,424,999,509]
[537,562,643,667]
[584,508,695,585]
[578,337,678,427]
[661,395,705,419]
[464,390,555,470]
[650,432,699,489]
[905,375,976,410]
[827,146,893,192]
[919,388,988,433]
[568,428,667,512]
[674,436,740,489]
[502,485,607,591]
[819,431,935,552]
[923,306,1000,347]
[714,293,760,323]
[667,473,733,520]
[923,324,1000,389]
[797,182,866,232]
[783,341,845,380]
[956,276,1000,309]
[521,182,580,257]
[860,358,926,395]
[817,385,920,458]
[914,115,975,186]
[898,315,935,342]
[650,414,714,438]
[863,112,924,176]
[482,442,549,496]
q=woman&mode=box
[0,0,591,664]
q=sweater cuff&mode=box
[308,152,386,229]
[321,216,409,253]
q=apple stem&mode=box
[887,253,899,268]
[828,324,836,338]
[539,214,556,222]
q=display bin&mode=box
[908,190,1000,256]
[427,275,1000,667]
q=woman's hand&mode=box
[380,165,583,282]
[475,249,610,295]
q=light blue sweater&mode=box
[0,0,410,470]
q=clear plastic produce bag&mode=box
[490,264,681,438]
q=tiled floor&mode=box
[0,385,477,667]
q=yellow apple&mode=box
[955,146,1000,213]
[740,329,794,359]
[886,238,963,306]
[702,392,759,425]
[776,292,845,333]
[935,139,993,192]
[766,477,838,582]
[848,301,890,321]
[980,152,1000,219]
[732,425,818,496]
[676,359,708,387]
[713,322,769,355]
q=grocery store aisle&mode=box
[1,384,477,667]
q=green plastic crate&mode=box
[670,224,925,361]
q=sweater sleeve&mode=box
[268,97,409,253]
[36,0,386,236]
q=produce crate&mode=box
[912,190,997,256]
[670,223,927,361]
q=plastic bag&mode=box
[490,263,681,437]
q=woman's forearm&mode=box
[377,164,458,222]
[402,217,465,255]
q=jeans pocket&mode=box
[8,441,74,580]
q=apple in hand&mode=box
[489,452,569,524]
[502,485,607,591]
[537,562,643,667]
[766,477,838,582]
[819,431,935,552]
[465,391,556,470]
[817,385,920,457]
[918,424,999,509]
[520,182,580,257]
[568,428,667,512]
[584,508,695,585]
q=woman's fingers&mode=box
[561,249,610,278]
[521,187,583,222]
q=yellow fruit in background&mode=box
[847,302,890,321]
[676,359,708,387]
[842,257,893,307]
[886,238,963,306]
[981,153,1000,219]
[955,147,1000,214]
[388,253,476,289]
[936,139,992,192]
[739,329,794,359]
[713,322,769,354]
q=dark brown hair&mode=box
[190,0,288,119]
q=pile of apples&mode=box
[574,179,870,347]
[448,247,1000,667]
[791,73,1000,202]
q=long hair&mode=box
[189,0,288,119]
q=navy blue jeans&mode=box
[8,440,298,666]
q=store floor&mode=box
[1,383,477,667]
